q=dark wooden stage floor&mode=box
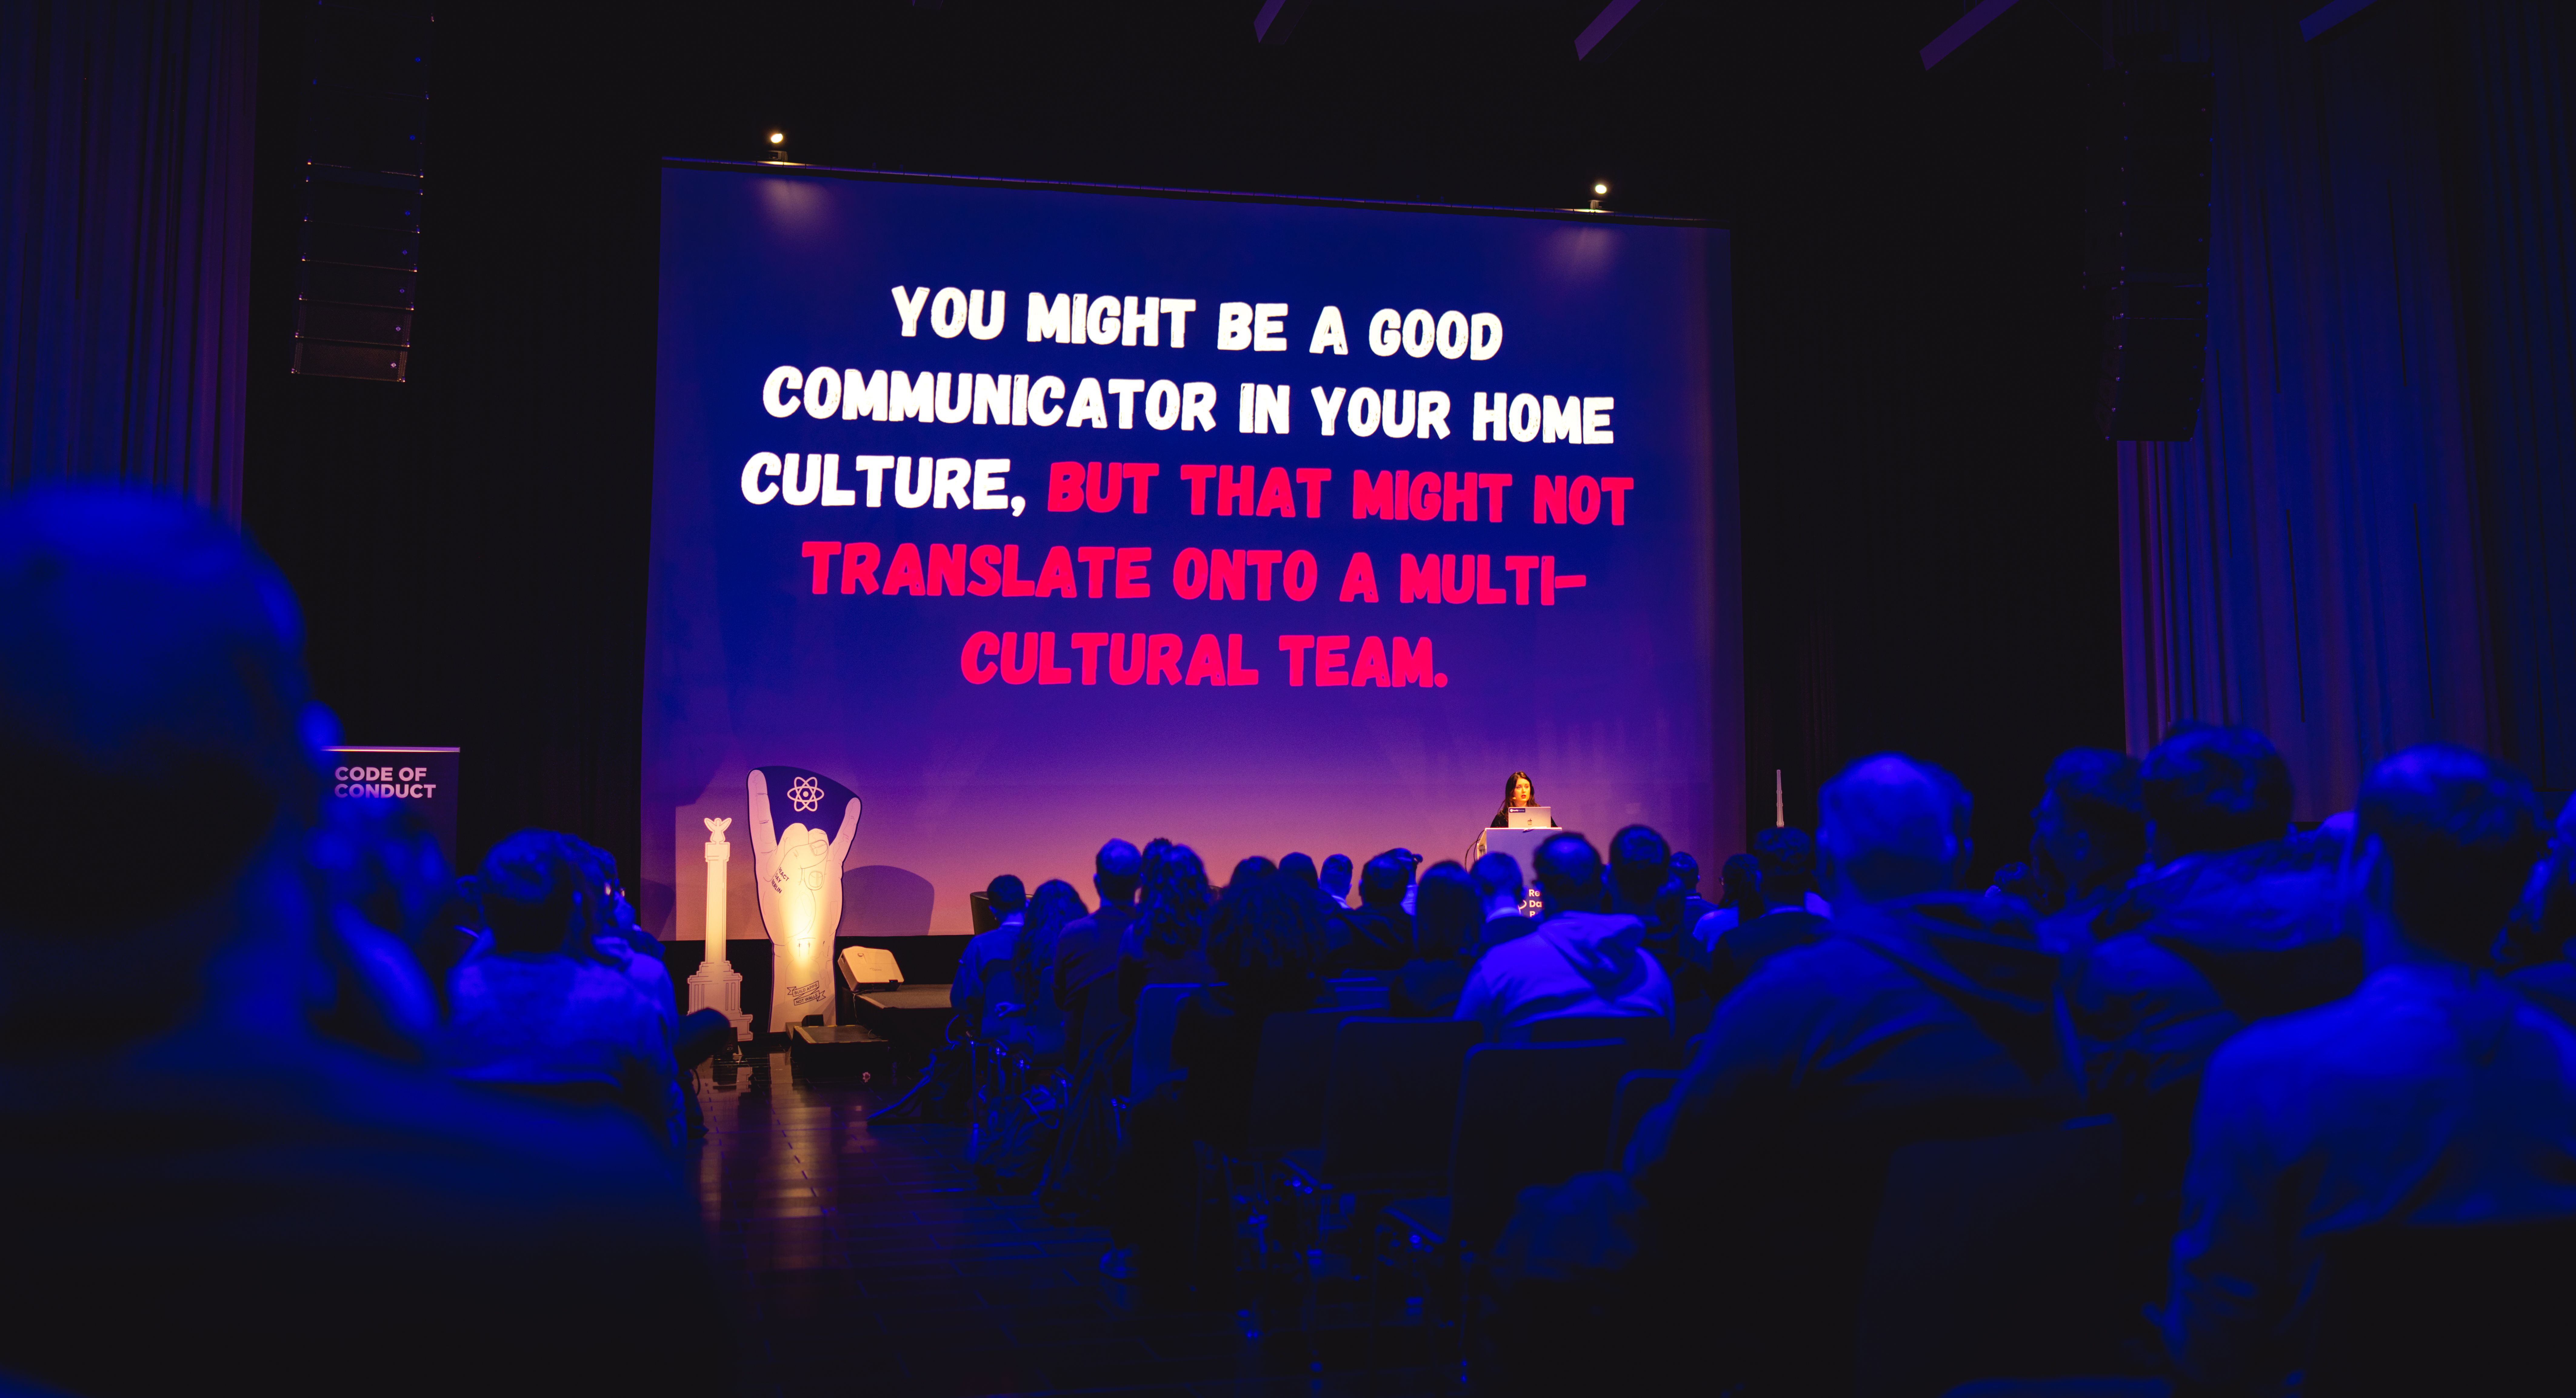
[696,1050,1450,1397]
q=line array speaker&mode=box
[291,2,430,383]
[2085,62,2214,442]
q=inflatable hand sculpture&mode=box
[748,769,860,1026]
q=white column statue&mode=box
[687,817,751,1040]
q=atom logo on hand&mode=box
[786,776,824,812]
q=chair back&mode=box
[1128,982,1210,1100]
[1239,1008,1356,1158]
[1446,1040,1631,1251]
[1526,1012,1670,1062]
[1326,976,1393,1011]
[1318,1017,1487,1186]
[1850,1117,2128,1398]
[2307,1213,2576,1397]
[1604,1069,1680,1169]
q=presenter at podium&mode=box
[1469,770,1557,862]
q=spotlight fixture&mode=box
[765,130,788,161]
[1588,180,1611,212]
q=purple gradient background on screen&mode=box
[645,165,1742,936]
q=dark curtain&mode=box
[0,0,259,517]
[2121,0,2576,810]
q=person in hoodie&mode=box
[2164,745,2576,1394]
[1454,833,1672,1040]
[2084,724,2360,1019]
[1502,754,2083,1393]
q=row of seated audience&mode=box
[949,730,2576,1396]
[0,493,727,1396]
[12,490,2574,1396]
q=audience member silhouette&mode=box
[1107,866,1326,1280]
[2086,724,2360,1020]
[1714,852,1758,912]
[1469,850,1537,958]
[566,836,686,1038]
[1455,833,1673,1039]
[304,797,449,1058]
[1333,850,1418,973]
[1667,851,1718,949]
[2164,745,2576,1393]
[1278,851,1319,887]
[1609,824,1702,1005]
[1692,825,1831,955]
[953,873,1028,1022]
[1393,861,1479,1017]
[0,491,719,1396]
[2513,797,2576,1011]
[1053,838,1142,1051]
[986,877,1085,1047]
[1553,754,2083,1393]
[1117,843,1217,1014]
[2029,748,2149,922]
[1696,831,1834,1000]
[2024,748,2233,1305]
[446,831,686,1145]
[1320,851,1355,907]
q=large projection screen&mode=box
[646,162,1741,944]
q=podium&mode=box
[1476,827,1558,880]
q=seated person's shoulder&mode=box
[2513,958,2576,1018]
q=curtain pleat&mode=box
[2119,0,2572,810]
[0,0,259,519]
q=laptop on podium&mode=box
[1503,806,1555,830]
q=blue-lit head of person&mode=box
[473,831,605,957]
[1470,851,1525,909]
[1320,853,1354,901]
[1717,853,1759,910]
[986,874,1028,918]
[1817,754,1973,906]
[1413,861,1479,960]
[1360,851,1413,910]
[1137,843,1212,955]
[1278,852,1319,887]
[2142,722,2292,866]
[1751,825,1818,904]
[0,491,328,1041]
[1608,824,1672,909]
[1208,862,1321,1004]
[2356,745,2545,963]
[2032,747,2145,903]
[1669,850,1701,893]
[1093,838,1142,906]
[1533,833,1606,915]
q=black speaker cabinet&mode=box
[2086,63,2214,441]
